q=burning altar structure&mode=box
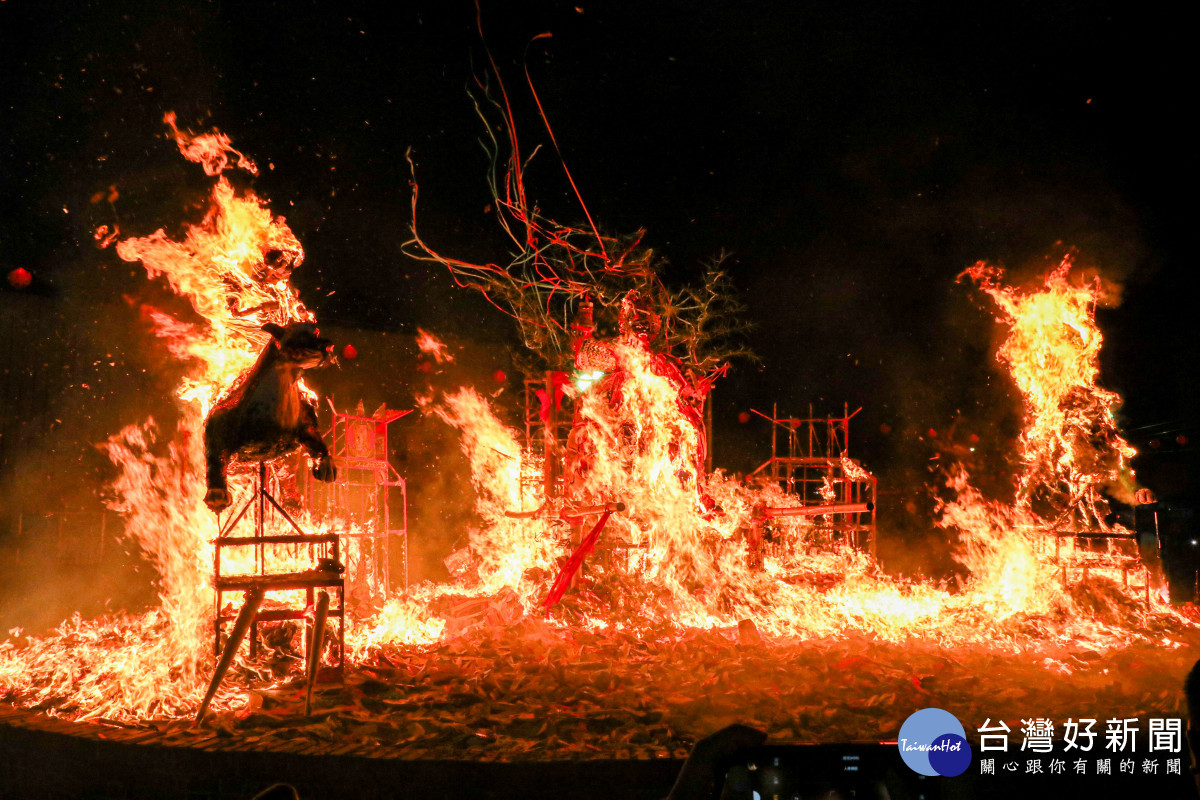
[204,399,412,721]
[298,400,412,597]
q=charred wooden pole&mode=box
[305,590,331,716]
[704,388,714,477]
[761,502,874,520]
[196,586,264,726]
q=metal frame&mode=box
[747,403,877,557]
[213,462,346,666]
[300,403,411,592]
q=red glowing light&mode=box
[7,267,31,289]
[737,411,751,424]
[342,344,357,360]
[493,369,506,383]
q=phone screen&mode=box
[718,743,938,800]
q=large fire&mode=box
[960,258,1138,524]
[0,119,1190,738]
[941,258,1155,614]
[0,114,315,721]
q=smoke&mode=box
[0,248,182,635]
[302,325,516,585]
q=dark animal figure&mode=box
[203,321,337,512]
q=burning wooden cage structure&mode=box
[298,401,412,596]
[747,404,877,559]
[213,401,412,648]
[1037,487,1161,603]
[519,375,878,568]
[522,372,572,503]
[203,402,412,720]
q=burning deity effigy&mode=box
[566,291,712,514]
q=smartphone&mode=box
[718,743,940,800]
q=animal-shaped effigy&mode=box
[203,321,337,512]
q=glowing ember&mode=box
[416,328,454,364]
[7,267,32,289]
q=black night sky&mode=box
[1,2,1195,539]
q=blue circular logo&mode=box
[897,708,972,776]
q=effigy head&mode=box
[262,321,335,368]
[617,291,661,342]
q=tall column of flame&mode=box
[938,257,1142,617]
[0,114,314,721]
[961,258,1137,528]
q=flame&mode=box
[361,258,1178,654]
[361,341,989,645]
[938,467,1059,617]
[164,111,259,177]
[1,118,1188,730]
[0,114,316,721]
[941,256,1153,615]
[434,389,560,594]
[960,257,1138,525]
[416,328,454,363]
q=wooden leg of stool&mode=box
[196,586,264,726]
[338,585,346,679]
[305,590,330,716]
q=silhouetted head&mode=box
[262,321,334,368]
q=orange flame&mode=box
[0,114,316,721]
[416,328,455,364]
[2,130,1188,727]
[960,257,1138,526]
[164,111,259,177]
[364,259,1178,652]
[941,255,1155,615]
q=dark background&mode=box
[0,1,1194,617]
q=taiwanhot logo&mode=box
[897,708,973,777]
